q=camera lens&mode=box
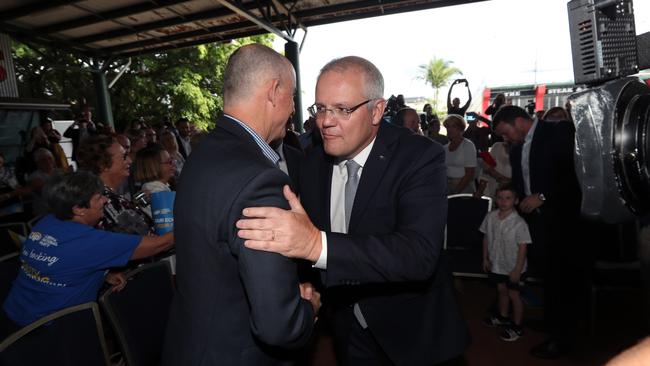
[613,81,650,216]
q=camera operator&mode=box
[494,105,589,359]
[447,78,472,117]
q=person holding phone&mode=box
[447,78,472,117]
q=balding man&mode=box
[393,107,423,134]
[237,56,468,365]
[162,44,319,366]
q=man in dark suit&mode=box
[494,106,584,359]
[162,44,318,366]
[174,117,192,159]
[237,56,468,365]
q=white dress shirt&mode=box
[521,119,538,196]
[313,138,376,269]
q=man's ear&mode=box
[71,205,85,218]
[267,78,281,108]
[371,99,387,126]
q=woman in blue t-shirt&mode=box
[1,171,174,337]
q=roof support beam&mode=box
[0,0,84,22]
[215,0,293,42]
[115,28,268,59]
[270,0,306,37]
[70,5,254,45]
[35,0,190,35]
[99,20,254,55]
[296,0,486,19]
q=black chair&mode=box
[444,193,492,278]
[0,222,26,256]
[0,252,20,305]
[99,261,174,366]
[0,302,111,366]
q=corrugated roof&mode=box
[0,0,486,59]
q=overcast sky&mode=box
[273,0,650,114]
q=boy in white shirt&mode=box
[480,183,532,341]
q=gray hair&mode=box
[223,44,293,106]
[318,56,384,102]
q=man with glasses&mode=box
[237,56,468,365]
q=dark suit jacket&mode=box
[299,122,469,365]
[282,143,302,193]
[509,119,581,217]
[162,116,314,366]
[175,133,190,159]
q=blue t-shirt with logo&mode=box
[3,214,141,326]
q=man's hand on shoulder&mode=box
[237,185,322,262]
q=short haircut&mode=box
[492,105,531,127]
[442,114,467,131]
[42,171,103,220]
[496,182,518,197]
[134,144,165,183]
[319,56,384,102]
[223,44,292,106]
[76,135,116,175]
[393,107,417,127]
[176,117,189,126]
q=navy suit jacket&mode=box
[162,116,314,366]
[299,122,469,365]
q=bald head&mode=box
[223,44,294,108]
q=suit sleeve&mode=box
[324,142,448,285]
[228,169,314,349]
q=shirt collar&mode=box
[224,114,280,166]
[335,137,376,171]
[525,119,538,143]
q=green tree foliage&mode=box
[11,35,273,131]
[417,57,462,110]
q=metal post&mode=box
[92,67,114,128]
[284,40,303,132]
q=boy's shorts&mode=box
[488,272,527,291]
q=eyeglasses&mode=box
[162,159,175,166]
[307,99,372,120]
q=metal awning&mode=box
[0,0,486,59]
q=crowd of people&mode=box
[0,42,609,365]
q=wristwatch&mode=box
[538,193,546,202]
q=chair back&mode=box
[99,261,174,366]
[0,302,110,366]
[0,223,26,256]
[445,193,492,277]
[0,252,20,305]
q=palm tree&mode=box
[418,57,462,111]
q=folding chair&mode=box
[444,193,492,278]
[99,261,174,366]
[0,302,111,366]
